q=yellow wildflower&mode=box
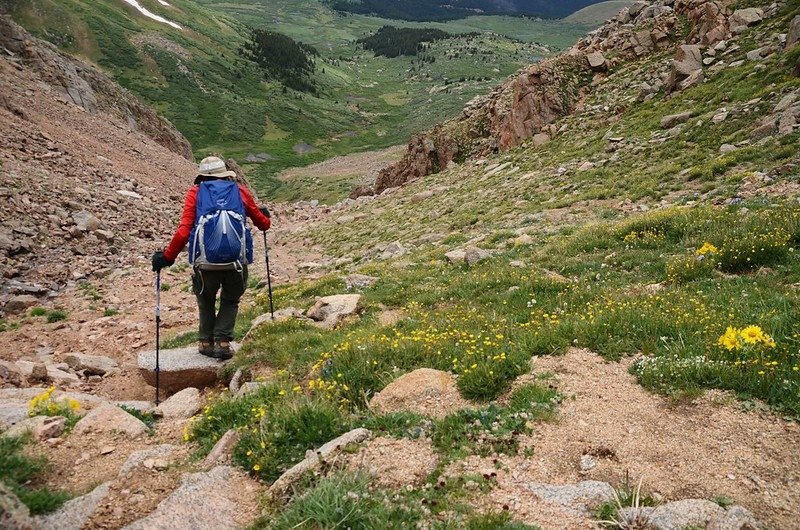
[717,327,741,351]
[740,325,766,345]
[697,242,718,255]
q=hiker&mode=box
[151,156,271,360]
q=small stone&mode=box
[204,430,240,466]
[464,247,492,265]
[580,454,597,473]
[445,249,467,264]
[100,445,116,455]
[660,111,692,128]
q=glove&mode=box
[259,206,271,219]
[152,251,174,272]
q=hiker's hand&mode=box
[152,251,174,272]
[259,206,271,219]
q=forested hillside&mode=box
[328,0,609,20]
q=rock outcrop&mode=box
[0,17,196,302]
[373,0,786,193]
[0,16,191,160]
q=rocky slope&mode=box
[0,17,196,313]
[373,0,799,193]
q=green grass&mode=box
[0,435,72,514]
[9,0,585,202]
[46,310,68,323]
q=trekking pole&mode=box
[155,271,161,405]
[263,231,275,320]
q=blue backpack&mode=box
[188,180,253,269]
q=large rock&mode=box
[666,45,703,93]
[586,51,607,72]
[71,211,101,232]
[155,388,202,419]
[788,15,800,49]
[63,354,119,376]
[381,241,408,259]
[526,480,615,515]
[122,467,254,530]
[464,246,492,265]
[660,111,692,128]
[37,482,111,530]
[0,482,34,530]
[269,429,372,497]
[244,308,306,341]
[369,368,468,419]
[138,346,226,393]
[72,403,147,438]
[306,294,361,330]
[729,8,763,28]
[3,416,66,441]
[445,249,467,264]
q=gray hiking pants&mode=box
[192,266,248,342]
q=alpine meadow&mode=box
[1,0,800,529]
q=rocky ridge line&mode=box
[372,0,793,194]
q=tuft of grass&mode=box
[30,307,47,317]
[46,310,68,323]
[0,435,72,514]
[264,471,421,529]
[119,405,157,431]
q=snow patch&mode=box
[120,0,182,30]
[156,0,171,5]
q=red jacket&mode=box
[163,183,271,262]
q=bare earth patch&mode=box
[449,348,800,529]
[348,436,439,489]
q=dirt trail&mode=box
[447,349,800,530]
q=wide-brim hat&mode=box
[196,156,236,179]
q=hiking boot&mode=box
[198,340,214,357]
[212,341,233,360]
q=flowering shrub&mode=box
[716,228,790,272]
[28,387,80,419]
[665,254,715,284]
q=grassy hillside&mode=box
[174,7,800,525]
[564,0,634,25]
[4,0,587,202]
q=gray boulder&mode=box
[730,8,763,28]
[619,499,759,530]
[155,388,202,420]
[119,445,178,476]
[381,241,408,259]
[138,346,226,393]
[586,51,607,72]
